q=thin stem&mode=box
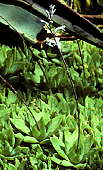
[48,27,80,148]
[77,40,85,79]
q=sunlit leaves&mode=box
[50,135,69,160]
[10,118,30,135]
[0,40,103,169]
[15,133,38,143]
[47,115,63,136]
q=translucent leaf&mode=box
[68,139,84,164]
[51,154,73,167]
[50,136,68,160]
[51,59,61,64]
[10,118,30,135]
[23,136,38,143]
[47,115,63,136]
[66,115,77,132]
[83,134,93,155]
[64,129,78,155]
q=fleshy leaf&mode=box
[51,154,74,167]
[50,136,68,160]
[51,154,87,168]
[10,118,30,135]
[47,115,63,136]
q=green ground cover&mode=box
[0,40,103,169]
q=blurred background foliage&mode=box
[61,0,103,14]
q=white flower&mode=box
[49,4,56,18]
[41,19,49,27]
[46,37,55,47]
[46,4,56,21]
[46,37,61,49]
[41,4,65,50]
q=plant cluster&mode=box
[0,39,103,169]
[0,2,103,170]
